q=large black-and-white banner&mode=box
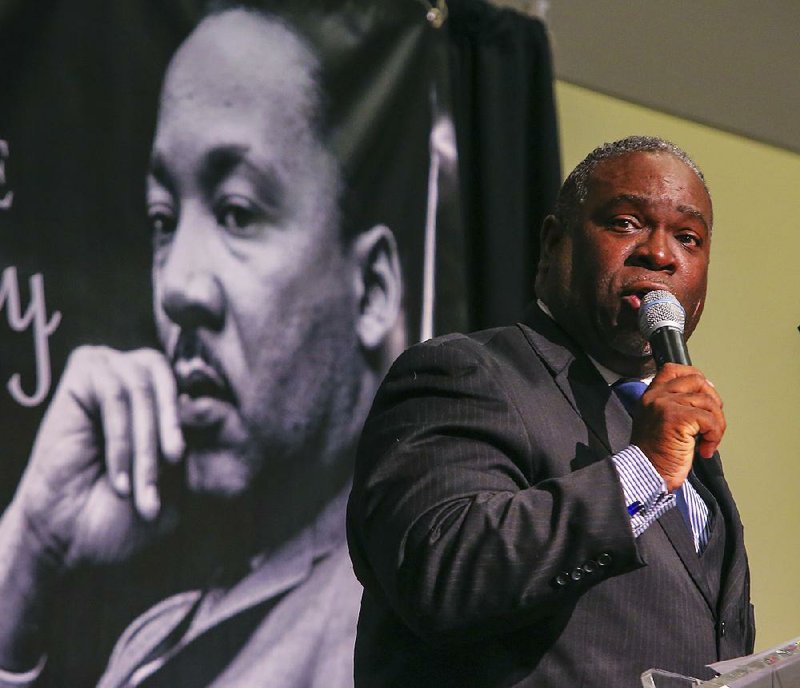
[0,0,558,685]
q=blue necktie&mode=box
[612,379,648,416]
[612,379,696,539]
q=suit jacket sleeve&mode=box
[348,331,648,643]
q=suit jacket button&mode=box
[597,552,612,567]
[582,560,597,574]
[570,568,583,581]
[719,620,727,637]
[555,573,569,587]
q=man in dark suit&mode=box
[347,136,754,687]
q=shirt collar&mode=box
[188,483,350,636]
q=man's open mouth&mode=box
[171,331,235,402]
[620,282,672,312]
[171,333,236,431]
[175,362,234,402]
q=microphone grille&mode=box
[638,290,685,339]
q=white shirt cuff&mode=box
[611,445,675,537]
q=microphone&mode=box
[638,290,692,369]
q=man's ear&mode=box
[352,225,403,351]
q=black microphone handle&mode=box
[649,325,692,369]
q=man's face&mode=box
[539,151,712,376]
[147,11,363,497]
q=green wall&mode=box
[557,81,800,650]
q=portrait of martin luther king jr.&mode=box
[0,3,430,686]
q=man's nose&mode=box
[629,228,676,272]
[157,218,225,331]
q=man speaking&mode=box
[348,136,754,686]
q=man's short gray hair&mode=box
[553,135,711,229]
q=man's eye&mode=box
[676,232,702,247]
[220,206,253,230]
[609,217,637,231]
[147,205,177,236]
[216,197,258,234]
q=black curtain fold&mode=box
[443,0,561,331]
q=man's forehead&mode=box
[164,10,318,109]
[585,151,712,222]
[154,8,325,170]
[590,151,700,185]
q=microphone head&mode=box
[638,290,685,339]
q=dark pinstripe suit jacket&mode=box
[348,305,754,687]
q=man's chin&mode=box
[183,448,259,499]
[604,323,649,356]
[597,334,655,376]
[612,337,651,359]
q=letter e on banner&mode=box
[0,139,12,210]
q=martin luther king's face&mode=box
[147,10,366,498]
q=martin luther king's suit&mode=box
[347,305,754,687]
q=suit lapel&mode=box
[654,453,748,620]
[694,454,749,618]
[657,507,717,614]
[517,305,632,455]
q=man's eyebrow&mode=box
[149,147,244,188]
[676,204,710,232]
[595,194,710,232]
[202,145,286,214]
[148,145,285,207]
[594,193,648,211]
[198,144,252,191]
